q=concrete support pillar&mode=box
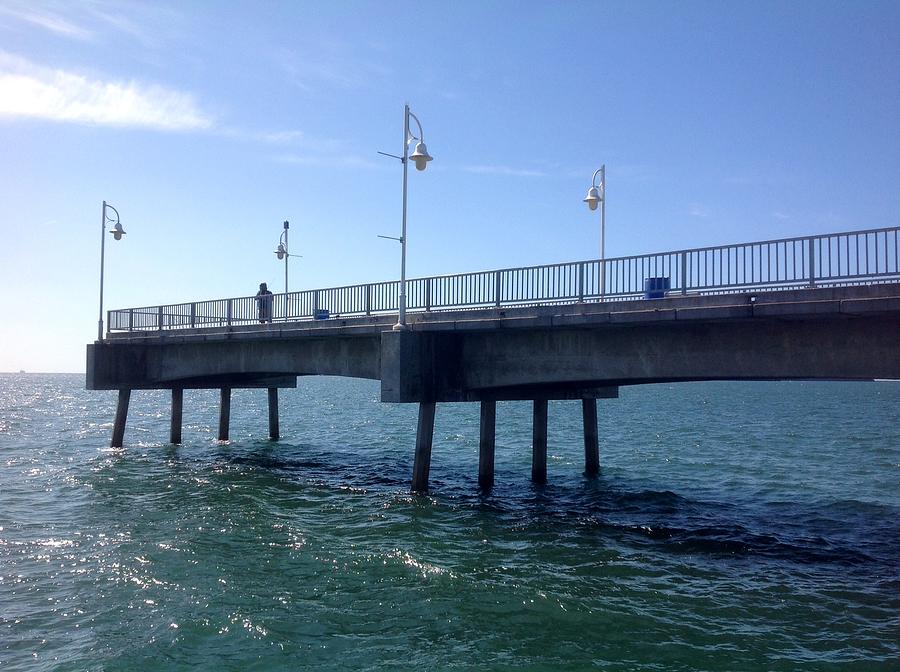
[218,387,231,441]
[111,389,131,448]
[170,388,183,445]
[411,402,436,492]
[478,400,497,489]
[582,398,599,477]
[532,399,548,484]
[267,388,280,440]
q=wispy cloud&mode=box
[82,4,174,49]
[268,43,392,95]
[0,52,213,131]
[462,164,547,178]
[0,4,93,40]
[772,211,791,220]
[0,1,180,48]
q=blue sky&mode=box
[1,0,897,372]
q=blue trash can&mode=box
[643,277,670,299]
[314,309,330,320]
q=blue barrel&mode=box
[314,309,330,320]
[643,277,671,299]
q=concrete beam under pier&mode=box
[379,291,900,403]
[87,335,373,391]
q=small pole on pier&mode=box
[479,400,496,489]
[218,387,231,441]
[582,398,599,477]
[170,388,183,445]
[111,389,131,448]
[267,388,280,440]
[532,399,548,484]
[411,402,436,492]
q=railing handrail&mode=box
[615,224,899,261]
[106,225,900,333]
[424,225,900,277]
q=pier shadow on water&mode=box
[89,434,900,575]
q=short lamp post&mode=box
[274,220,290,294]
[583,165,606,298]
[379,103,433,330]
[98,200,125,340]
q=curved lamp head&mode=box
[583,185,601,211]
[409,141,433,171]
[109,222,126,240]
[275,243,286,260]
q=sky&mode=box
[0,0,897,373]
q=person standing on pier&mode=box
[256,282,274,323]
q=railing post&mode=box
[808,237,816,287]
[577,262,585,303]
[313,291,319,315]
[157,306,163,330]
[190,303,196,328]
[681,251,688,295]
[226,299,232,326]
[128,309,134,332]
[365,285,372,316]
[494,270,502,307]
[425,278,432,312]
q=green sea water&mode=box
[1,374,898,670]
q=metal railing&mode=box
[107,226,900,333]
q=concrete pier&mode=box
[478,400,497,489]
[85,282,900,491]
[411,402,436,492]
[170,388,183,445]
[582,398,599,476]
[218,387,231,441]
[267,388,279,440]
[111,389,130,448]
[532,399,548,484]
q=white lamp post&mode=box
[274,220,290,294]
[389,103,433,330]
[583,165,606,298]
[98,200,125,341]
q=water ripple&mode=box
[0,375,898,670]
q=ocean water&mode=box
[1,373,898,671]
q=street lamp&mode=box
[274,220,290,294]
[98,200,125,341]
[379,103,433,330]
[583,165,606,297]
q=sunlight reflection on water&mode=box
[0,374,898,670]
